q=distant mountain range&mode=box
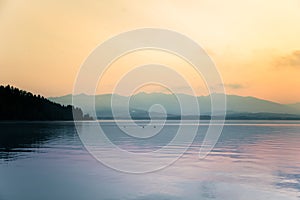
[49,93,300,120]
[287,102,300,111]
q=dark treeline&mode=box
[0,85,92,121]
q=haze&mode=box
[0,0,300,103]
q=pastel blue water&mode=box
[0,121,300,200]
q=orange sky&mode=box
[0,0,300,103]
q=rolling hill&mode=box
[0,85,92,121]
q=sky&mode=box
[0,0,300,103]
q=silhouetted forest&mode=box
[0,85,92,120]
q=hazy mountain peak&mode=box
[49,92,300,117]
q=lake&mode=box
[0,121,300,200]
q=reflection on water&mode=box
[0,121,300,200]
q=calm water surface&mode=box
[0,120,300,200]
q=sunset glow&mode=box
[1,0,300,103]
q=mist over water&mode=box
[0,121,300,200]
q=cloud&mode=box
[211,83,245,93]
[224,83,244,89]
[274,50,300,68]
